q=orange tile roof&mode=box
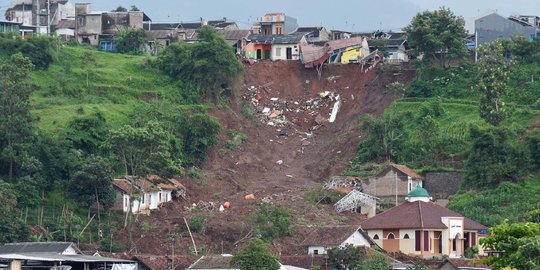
[391,164,423,180]
[113,179,133,194]
[158,183,176,190]
[168,178,186,189]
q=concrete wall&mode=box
[476,13,538,45]
[362,169,409,199]
[272,43,300,60]
[424,172,463,200]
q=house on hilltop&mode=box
[244,33,307,61]
[254,12,298,35]
[360,186,487,258]
[475,12,540,45]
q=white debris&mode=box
[262,107,271,115]
[276,160,284,165]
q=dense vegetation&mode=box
[349,9,540,265]
[0,27,242,246]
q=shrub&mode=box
[189,216,205,234]
[255,203,291,242]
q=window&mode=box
[373,234,379,240]
[471,232,477,246]
[124,197,128,208]
[276,48,282,57]
[415,231,421,251]
[387,233,395,239]
[159,192,162,202]
[452,238,457,251]
[313,249,319,255]
[424,231,429,251]
[141,194,145,204]
[403,234,410,239]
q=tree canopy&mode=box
[0,53,34,182]
[231,239,280,270]
[157,26,243,97]
[115,27,147,55]
[404,7,468,68]
[481,221,540,269]
[477,41,512,126]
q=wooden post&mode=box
[183,217,198,255]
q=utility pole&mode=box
[395,171,398,206]
[36,0,40,29]
[47,0,50,36]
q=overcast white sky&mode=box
[2,0,540,33]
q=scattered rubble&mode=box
[242,84,345,133]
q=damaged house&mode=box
[244,33,307,61]
[112,175,185,214]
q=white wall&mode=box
[271,44,300,61]
[149,191,159,210]
[399,229,417,255]
[307,245,326,255]
[341,231,372,247]
[56,28,74,37]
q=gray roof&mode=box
[0,253,134,263]
[0,242,75,254]
[246,33,305,44]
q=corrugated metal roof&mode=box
[246,34,305,44]
[0,253,134,263]
[0,242,74,254]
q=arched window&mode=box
[373,234,380,240]
[403,234,410,239]
[387,233,395,239]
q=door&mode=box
[286,47,293,60]
[256,49,262,59]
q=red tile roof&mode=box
[113,179,133,194]
[137,178,160,192]
[168,178,186,189]
[390,164,423,180]
[360,201,486,231]
[158,183,176,190]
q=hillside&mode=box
[109,61,416,255]
[30,46,199,133]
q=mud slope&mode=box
[117,62,414,257]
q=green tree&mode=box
[477,41,512,126]
[129,5,140,11]
[157,26,243,97]
[103,121,182,177]
[64,111,108,155]
[115,27,147,54]
[231,238,280,270]
[327,244,366,270]
[0,180,30,244]
[111,6,127,12]
[480,221,540,269]
[355,252,391,270]
[176,113,221,165]
[255,203,291,242]
[356,113,407,163]
[463,126,529,188]
[0,53,34,182]
[71,155,115,209]
[404,7,468,68]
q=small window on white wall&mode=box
[373,234,379,240]
[314,249,319,255]
[404,234,410,239]
[276,48,282,57]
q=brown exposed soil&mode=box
[113,61,415,258]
